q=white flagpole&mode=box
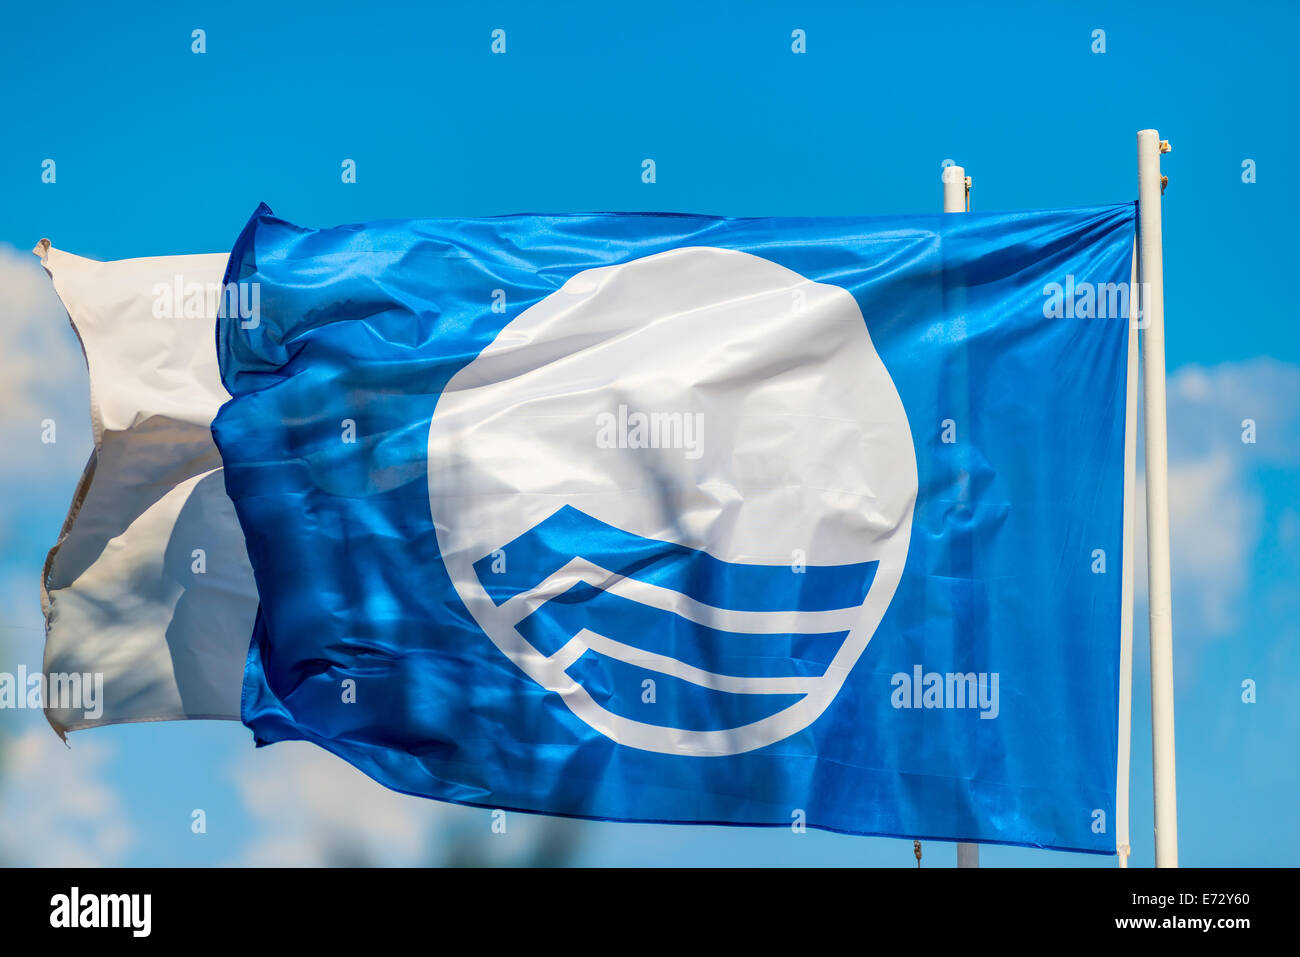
[1136,129,1179,867]
[943,163,969,214]
[942,162,979,870]
[1116,242,1140,868]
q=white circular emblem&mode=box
[428,247,916,756]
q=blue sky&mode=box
[1,1,1296,866]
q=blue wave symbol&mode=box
[474,506,879,733]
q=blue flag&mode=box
[214,202,1136,853]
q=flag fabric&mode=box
[214,203,1136,852]
[37,242,257,735]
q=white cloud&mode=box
[228,740,583,866]
[0,243,92,486]
[1139,447,1259,635]
[0,253,119,866]
[0,727,133,866]
[1166,358,1300,468]
[1136,358,1300,642]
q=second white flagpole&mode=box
[942,162,979,870]
[1116,240,1140,868]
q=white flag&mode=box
[35,241,256,737]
